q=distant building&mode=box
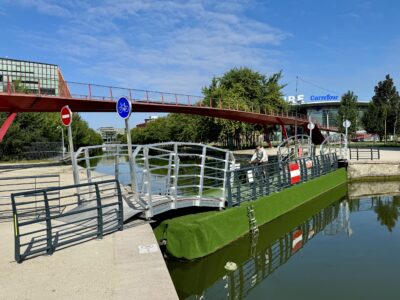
[97,127,125,143]
[0,57,61,95]
[286,93,370,130]
[136,115,160,128]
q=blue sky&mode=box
[1,0,399,129]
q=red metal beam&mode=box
[0,112,17,142]
[0,93,337,144]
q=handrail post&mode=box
[371,147,373,160]
[226,171,232,207]
[357,147,359,160]
[114,146,119,182]
[94,183,103,239]
[88,84,92,99]
[43,191,53,255]
[38,79,41,96]
[11,194,21,263]
[109,87,113,100]
[197,145,207,206]
[116,180,124,231]
[221,151,230,208]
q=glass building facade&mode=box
[0,58,59,95]
[299,103,369,130]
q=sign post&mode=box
[307,121,315,156]
[60,105,79,186]
[117,97,135,193]
[343,119,351,159]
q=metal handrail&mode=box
[226,153,338,206]
[11,179,123,263]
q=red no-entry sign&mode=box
[60,106,72,126]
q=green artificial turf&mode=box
[154,168,347,260]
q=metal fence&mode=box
[349,147,380,160]
[74,144,134,186]
[131,142,235,218]
[0,174,60,222]
[11,179,123,263]
[0,142,64,162]
[226,153,338,206]
[277,135,314,164]
[320,133,346,159]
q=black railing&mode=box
[349,147,380,160]
[11,179,123,263]
[226,153,338,206]
[0,174,60,222]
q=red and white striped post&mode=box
[289,163,301,184]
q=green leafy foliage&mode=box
[337,91,358,134]
[130,67,287,148]
[0,112,102,160]
[363,75,400,140]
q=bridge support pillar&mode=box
[0,112,17,142]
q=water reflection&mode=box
[168,187,400,300]
[167,185,348,299]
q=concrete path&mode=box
[0,163,178,300]
[234,146,400,161]
[0,219,178,300]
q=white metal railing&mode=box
[320,133,346,159]
[74,142,235,218]
[132,142,235,218]
[277,135,314,164]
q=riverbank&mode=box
[0,164,178,300]
[154,168,347,260]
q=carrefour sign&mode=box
[284,94,339,103]
[309,94,339,101]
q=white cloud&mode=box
[9,0,290,93]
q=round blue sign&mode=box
[116,97,132,119]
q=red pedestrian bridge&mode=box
[0,74,338,143]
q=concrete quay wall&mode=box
[348,160,400,180]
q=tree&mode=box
[0,112,102,160]
[337,91,358,135]
[363,75,400,141]
[129,67,288,148]
[201,67,288,148]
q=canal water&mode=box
[167,186,400,299]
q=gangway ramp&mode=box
[75,142,236,219]
[58,192,144,224]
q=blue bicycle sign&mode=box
[116,97,132,119]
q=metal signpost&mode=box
[60,106,79,185]
[307,121,315,156]
[343,119,351,159]
[117,97,135,193]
